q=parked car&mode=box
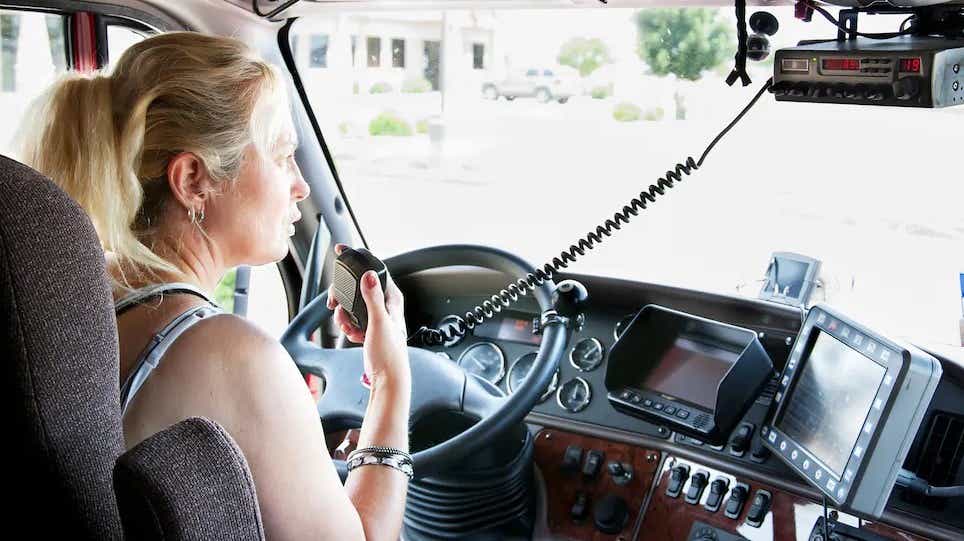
[481,67,581,103]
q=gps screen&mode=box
[776,330,886,477]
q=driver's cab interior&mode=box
[3,0,964,540]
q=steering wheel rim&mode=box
[281,244,570,478]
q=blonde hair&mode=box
[16,32,292,287]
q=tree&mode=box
[634,9,733,81]
[557,37,611,77]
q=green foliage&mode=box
[642,106,665,121]
[612,102,641,122]
[369,81,393,94]
[213,268,236,313]
[416,118,430,134]
[401,77,433,93]
[352,80,360,94]
[634,9,733,81]
[369,111,413,136]
[557,37,612,77]
[591,84,613,99]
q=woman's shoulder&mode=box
[177,312,291,366]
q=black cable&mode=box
[805,1,915,40]
[897,468,964,497]
[726,0,752,87]
[410,78,775,347]
[252,0,301,19]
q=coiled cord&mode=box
[410,78,774,347]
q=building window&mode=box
[309,34,328,68]
[367,36,381,68]
[472,43,485,70]
[391,38,405,68]
[350,35,357,67]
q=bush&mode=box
[612,102,641,122]
[416,118,430,134]
[642,106,665,121]
[369,81,393,94]
[369,111,413,136]
[352,81,360,95]
[402,77,433,94]
[591,84,612,99]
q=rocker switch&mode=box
[685,471,709,504]
[582,450,605,480]
[704,478,729,512]
[562,445,583,474]
[724,483,749,519]
[665,464,690,498]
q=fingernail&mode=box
[365,271,378,289]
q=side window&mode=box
[0,10,68,152]
[214,265,291,338]
[367,36,381,67]
[106,24,147,69]
[309,34,328,68]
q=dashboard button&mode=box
[654,402,664,411]
[666,464,690,498]
[562,445,583,473]
[745,490,771,527]
[676,409,690,420]
[685,471,709,504]
[664,405,677,415]
[704,478,729,512]
[570,491,589,521]
[724,484,748,519]
[582,450,605,479]
[643,399,653,407]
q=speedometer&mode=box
[569,337,605,372]
[457,342,506,384]
[506,352,559,402]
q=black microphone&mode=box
[331,247,387,331]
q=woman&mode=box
[16,32,410,540]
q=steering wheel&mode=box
[280,245,570,479]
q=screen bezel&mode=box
[763,306,902,505]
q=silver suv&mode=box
[481,67,581,104]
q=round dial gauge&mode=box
[569,337,605,372]
[457,342,506,384]
[506,352,559,402]
[556,377,592,413]
[614,314,636,341]
[437,315,467,347]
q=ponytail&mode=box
[13,32,288,288]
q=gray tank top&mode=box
[115,282,223,415]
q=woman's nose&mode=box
[292,165,310,202]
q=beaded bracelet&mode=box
[346,446,414,480]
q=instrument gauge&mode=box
[556,377,592,413]
[614,313,636,341]
[506,352,559,402]
[569,337,605,372]
[457,342,506,384]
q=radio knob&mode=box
[893,77,921,100]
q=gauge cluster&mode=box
[425,306,668,437]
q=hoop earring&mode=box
[188,206,206,224]
[188,207,196,223]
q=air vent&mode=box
[901,411,964,509]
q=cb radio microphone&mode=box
[331,247,387,332]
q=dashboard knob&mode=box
[552,279,588,319]
[893,77,921,100]
[830,84,847,98]
[593,494,629,534]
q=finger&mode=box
[326,284,337,310]
[359,270,388,326]
[340,322,365,344]
[384,273,405,314]
[333,306,357,331]
[334,243,348,255]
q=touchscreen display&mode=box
[776,330,886,477]
[639,336,739,409]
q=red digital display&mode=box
[900,57,922,73]
[822,58,860,71]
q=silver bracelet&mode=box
[346,447,414,480]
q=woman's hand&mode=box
[327,244,410,389]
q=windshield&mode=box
[294,7,964,347]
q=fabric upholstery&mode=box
[114,417,265,540]
[0,154,125,537]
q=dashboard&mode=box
[398,268,964,541]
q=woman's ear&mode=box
[166,152,215,215]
